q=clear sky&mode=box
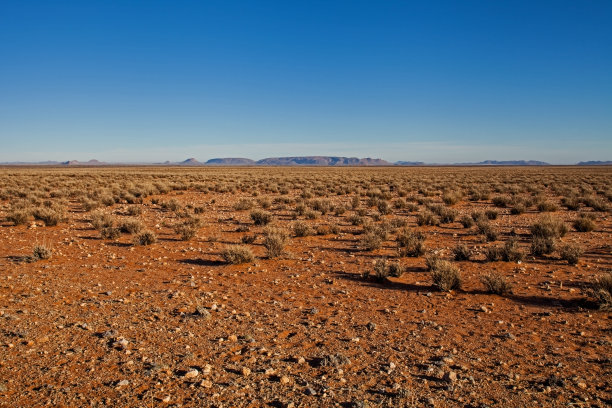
[1,1,611,164]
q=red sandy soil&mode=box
[0,167,610,407]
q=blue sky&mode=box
[1,1,611,163]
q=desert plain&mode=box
[0,166,610,407]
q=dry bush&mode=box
[174,217,202,241]
[292,221,313,237]
[530,215,568,255]
[8,209,31,225]
[396,228,426,257]
[537,200,558,212]
[485,209,498,220]
[127,205,142,216]
[120,219,144,234]
[588,272,612,310]
[360,232,383,251]
[431,260,461,291]
[234,198,253,211]
[559,243,582,265]
[33,206,64,226]
[442,190,462,205]
[241,234,257,244]
[531,236,556,256]
[417,210,440,226]
[250,209,273,225]
[481,273,513,295]
[453,244,471,261]
[364,258,403,282]
[222,245,255,264]
[581,195,608,211]
[32,244,52,261]
[561,196,580,211]
[91,211,114,230]
[492,196,510,208]
[348,215,364,226]
[263,227,289,258]
[476,219,498,242]
[573,213,596,232]
[510,202,526,215]
[133,230,157,246]
[100,227,121,240]
[459,215,474,228]
[160,198,181,211]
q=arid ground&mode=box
[0,166,610,407]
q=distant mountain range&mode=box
[1,157,610,166]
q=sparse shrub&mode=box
[459,215,474,228]
[531,236,556,256]
[127,205,142,216]
[316,225,330,235]
[559,243,582,265]
[390,217,407,228]
[250,209,272,225]
[417,210,440,226]
[485,245,504,262]
[263,227,289,258]
[502,239,523,262]
[492,196,510,208]
[100,226,121,240]
[222,245,254,264]
[360,232,383,251]
[481,273,513,295]
[537,200,558,212]
[582,195,608,211]
[510,202,526,215]
[453,244,471,261]
[372,258,389,281]
[396,228,426,257]
[241,234,257,244]
[32,244,52,261]
[33,207,64,226]
[442,191,462,205]
[425,253,442,271]
[573,213,596,232]
[388,260,404,277]
[334,205,346,216]
[377,200,390,215]
[329,223,340,234]
[8,209,31,225]
[120,219,144,234]
[160,198,181,211]
[531,214,568,239]
[431,260,461,291]
[304,210,319,220]
[477,220,498,242]
[81,199,100,211]
[485,209,498,220]
[91,211,114,230]
[561,196,580,211]
[175,223,198,241]
[348,215,364,226]
[292,221,313,237]
[134,230,157,246]
[588,272,612,309]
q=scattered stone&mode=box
[304,387,316,396]
[200,380,213,388]
[116,379,129,387]
[443,371,457,383]
[366,322,377,331]
[280,375,291,385]
[241,367,251,376]
[228,334,238,342]
[183,369,199,379]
